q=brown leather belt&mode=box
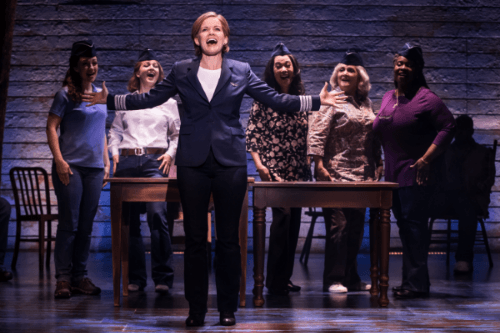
[120,148,167,156]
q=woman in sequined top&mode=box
[308,50,382,293]
[246,43,310,295]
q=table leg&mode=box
[253,206,266,307]
[110,186,122,307]
[378,208,391,307]
[121,203,131,297]
[239,187,249,307]
[369,208,380,296]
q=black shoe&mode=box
[220,311,236,326]
[0,268,13,282]
[268,287,289,296]
[287,280,301,292]
[186,313,205,327]
[348,281,371,292]
[394,289,429,299]
[392,285,403,293]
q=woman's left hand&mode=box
[410,157,430,185]
[158,153,172,175]
[103,160,110,187]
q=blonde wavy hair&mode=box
[329,63,371,103]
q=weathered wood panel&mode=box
[4,0,500,253]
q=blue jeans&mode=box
[0,197,12,270]
[52,163,104,283]
[114,154,174,288]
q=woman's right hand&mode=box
[257,166,274,181]
[315,165,333,181]
[55,159,73,186]
[83,81,108,106]
[112,155,119,175]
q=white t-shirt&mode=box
[197,66,221,102]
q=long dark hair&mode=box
[263,54,305,96]
[62,56,84,102]
[393,53,428,91]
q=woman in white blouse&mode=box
[108,49,180,294]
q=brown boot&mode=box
[71,277,101,295]
[54,281,72,299]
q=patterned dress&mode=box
[307,96,382,181]
[246,100,311,181]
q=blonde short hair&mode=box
[329,63,371,101]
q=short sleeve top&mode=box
[49,85,108,168]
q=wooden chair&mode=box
[299,207,324,266]
[428,140,496,268]
[428,216,493,267]
[10,167,58,271]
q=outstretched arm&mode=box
[83,65,179,110]
[245,64,345,113]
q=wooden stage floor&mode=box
[1,251,499,332]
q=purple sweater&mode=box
[372,88,456,187]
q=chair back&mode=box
[9,167,52,220]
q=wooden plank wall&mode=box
[3,0,500,253]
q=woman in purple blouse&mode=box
[372,43,455,299]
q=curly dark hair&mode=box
[62,56,84,102]
[263,54,305,96]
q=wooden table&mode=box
[251,181,399,307]
[107,177,252,307]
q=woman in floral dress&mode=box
[246,43,310,295]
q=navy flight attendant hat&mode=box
[397,43,425,68]
[137,48,159,62]
[271,42,292,57]
[339,49,364,67]
[71,40,96,58]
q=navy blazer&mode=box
[108,57,321,167]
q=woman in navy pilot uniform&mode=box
[85,11,345,327]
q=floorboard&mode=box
[1,251,499,332]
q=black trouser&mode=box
[266,207,302,291]
[393,186,433,293]
[177,149,247,315]
[322,208,365,290]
